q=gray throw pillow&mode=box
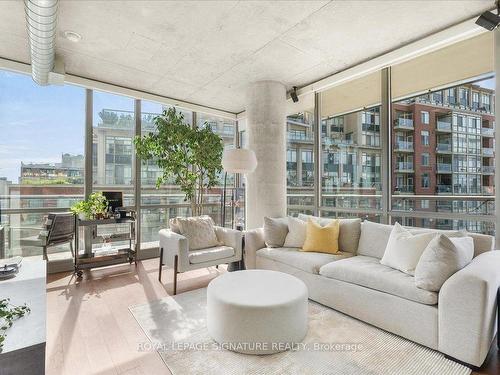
[263,217,288,248]
[415,234,474,292]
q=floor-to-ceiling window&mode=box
[284,32,495,236]
[286,108,315,216]
[139,101,195,246]
[0,69,244,265]
[319,71,382,222]
[0,70,85,259]
[390,32,495,234]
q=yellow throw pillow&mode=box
[301,218,340,254]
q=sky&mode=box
[0,70,163,182]
[0,70,496,182]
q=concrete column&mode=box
[246,81,286,229]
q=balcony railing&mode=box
[482,147,494,156]
[395,162,414,171]
[288,133,313,142]
[436,143,452,153]
[437,121,452,132]
[394,185,414,193]
[437,163,452,173]
[482,166,495,174]
[394,118,414,129]
[394,141,413,151]
[437,184,453,193]
[481,127,494,137]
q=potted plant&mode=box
[134,108,223,216]
[70,192,109,220]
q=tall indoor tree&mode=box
[134,107,223,216]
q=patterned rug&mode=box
[129,288,470,375]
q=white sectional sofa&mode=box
[244,218,500,367]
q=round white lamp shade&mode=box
[222,148,257,174]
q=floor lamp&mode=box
[221,148,257,228]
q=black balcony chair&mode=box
[20,213,75,261]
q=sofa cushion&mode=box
[298,214,361,254]
[256,247,354,274]
[188,246,235,264]
[409,228,492,257]
[302,219,340,254]
[263,217,288,248]
[319,255,438,305]
[380,223,437,275]
[357,221,394,259]
[173,215,220,250]
[415,234,474,292]
[283,216,307,248]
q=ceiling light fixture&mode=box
[63,30,82,42]
[475,0,500,31]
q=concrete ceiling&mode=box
[0,0,494,113]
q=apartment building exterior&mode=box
[286,82,495,233]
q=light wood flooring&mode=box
[46,258,499,375]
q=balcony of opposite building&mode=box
[394,140,414,152]
[481,127,494,137]
[394,185,414,194]
[393,117,414,130]
[437,163,452,173]
[395,162,414,173]
[436,117,452,132]
[436,143,452,153]
[482,165,495,174]
[482,147,494,157]
[437,184,453,194]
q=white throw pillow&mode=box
[283,216,307,248]
[380,222,437,275]
[415,234,474,292]
[174,215,220,250]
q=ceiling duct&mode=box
[24,0,59,86]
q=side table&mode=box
[227,225,245,272]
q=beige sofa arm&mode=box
[158,229,190,271]
[244,228,265,269]
[438,250,500,367]
[214,226,243,260]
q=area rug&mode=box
[129,288,470,375]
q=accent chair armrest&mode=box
[158,229,190,270]
[438,250,500,367]
[214,226,243,257]
[243,228,265,269]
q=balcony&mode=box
[394,185,414,194]
[481,127,494,137]
[394,118,414,130]
[394,141,413,152]
[482,165,495,174]
[437,184,452,194]
[436,143,452,153]
[288,133,313,142]
[436,121,452,132]
[436,202,453,212]
[437,163,452,173]
[395,162,414,172]
[482,147,494,157]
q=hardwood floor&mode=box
[46,259,499,375]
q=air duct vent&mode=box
[25,0,59,86]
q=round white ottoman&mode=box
[207,269,308,355]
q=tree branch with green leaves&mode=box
[134,108,223,216]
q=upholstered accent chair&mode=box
[158,226,243,294]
